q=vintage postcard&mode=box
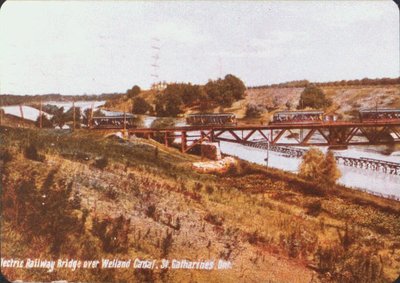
[1,1,399,282]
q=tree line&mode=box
[249,77,400,89]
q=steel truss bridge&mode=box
[124,121,400,153]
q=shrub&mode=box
[24,144,45,162]
[299,148,340,188]
[161,231,173,257]
[204,213,224,226]
[0,149,13,163]
[146,204,156,218]
[91,215,131,253]
[35,114,53,128]
[105,187,118,200]
[247,230,267,245]
[206,185,214,194]
[193,182,203,193]
[94,157,108,170]
[305,199,322,216]
[245,104,264,118]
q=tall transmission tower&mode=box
[151,37,160,88]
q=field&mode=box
[1,126,400,282]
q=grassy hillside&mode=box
[1,127,400,282]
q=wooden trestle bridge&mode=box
[124,120,400,153]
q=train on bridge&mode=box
[271,109,400,125]
[89,108,400,129]
[185,109,400,126]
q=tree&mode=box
[132,97,151,114]
[204,74,246,108]
[154,93,183,117]
[82,108,93,126]
[35,114,53,128]
[299,148,341,188]
[245,104,264,118]
[299,148,325,181]
[64,106,82,128]
[223,74,246,100]
[51,106,66,128]
[298,84,331,109]
[321,150,341,186]
[127,85,141,98]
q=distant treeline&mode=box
[249,77,400,89]
[0,93,124,106]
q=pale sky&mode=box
[0,0,399,95]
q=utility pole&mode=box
[0,98,3,126]
[123,107,127,139]
[89,102,94,128]
[264,141,270,169]
[39,99,43,129]
[19,104,24,120]
[72,100,76,131]
[151,37,161,89]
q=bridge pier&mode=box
[181,131,187,153]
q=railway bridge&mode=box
[124,121,400,153]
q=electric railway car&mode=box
[91,115,137,129]
[186,113,237,126]
[270,110,325,124]
[359,109,400,123]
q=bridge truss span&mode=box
[211,122,400,147]
[126,121,400,152]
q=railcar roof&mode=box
[359,109,400,113]
[187,113,235,117]
[92,116,135,119]
[274,110,324,115]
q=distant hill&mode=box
[245,84,400,120]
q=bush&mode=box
[94,157,108,170]
[91,215,131,253]
[245,104,264,118]
[35,114,53,128]
[204,213,224,226]
[146,204,156,218]
[161,231,173,257]
[305,199,322,216]
[105,187,118,200]
[0,149,13,163]
[206,185,214,194]
[24,144,45,162]
[299,148,340,188]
